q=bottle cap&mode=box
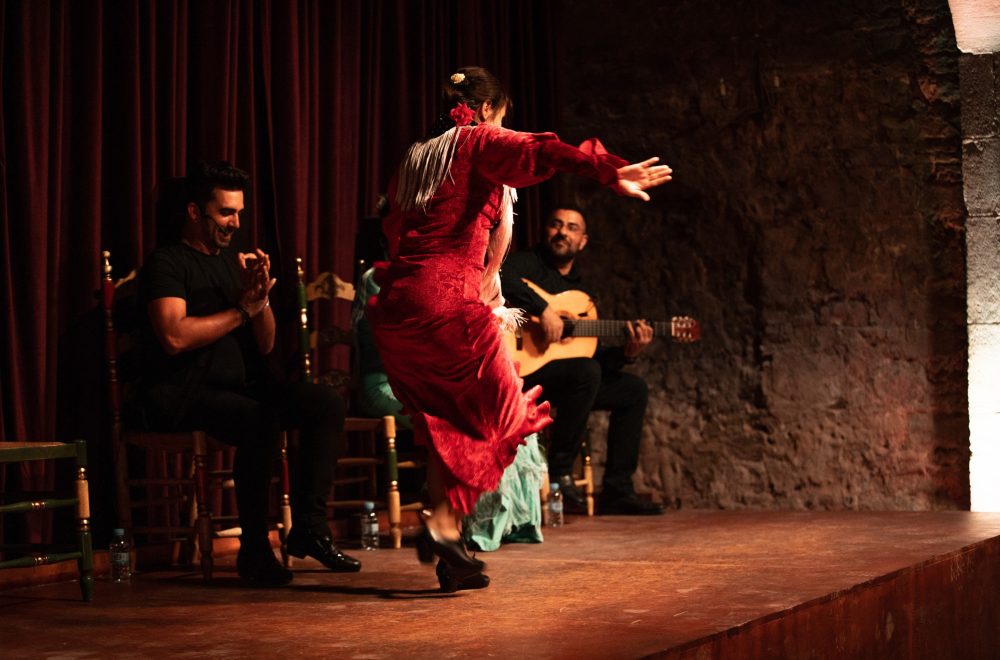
[550,482,559,490]
[363,501,375,511]
[113,528,125,536]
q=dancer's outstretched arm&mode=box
[616,157,673,201]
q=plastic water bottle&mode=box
[361,501,379,550]
[109,528,132,582]
[547,483,564,528]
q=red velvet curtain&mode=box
[0,0,553,540]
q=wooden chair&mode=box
[296,257,423,548]
[0,439,94,600]
[102,250,291,580]
[540,420,595,517]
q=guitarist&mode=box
[501,206,664,515]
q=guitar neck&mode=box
[565,319,672,338]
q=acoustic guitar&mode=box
[504,279,701,376]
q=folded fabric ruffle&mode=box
[464,433,548,551]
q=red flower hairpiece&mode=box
[449,102,475,127]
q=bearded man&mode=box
[500,206,664,515]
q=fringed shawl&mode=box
[394,126,522,332]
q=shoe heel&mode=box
[416,528,435,564]
[436,560,489,593]
[436,561,460,593]
[416,511,484,571]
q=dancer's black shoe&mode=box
[416,526,485,573]
[436,559,490,593]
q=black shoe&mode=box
[286,527,362,572]
[237,542,293,587]
[417,525,485,575]
[557,474,589,514]
[436,560,490,593]
[416,527,436,564]
[597,492,665,516]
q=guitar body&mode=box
[504,279,701,376]
[504,282,598,376]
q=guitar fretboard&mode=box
[564,320,672,338]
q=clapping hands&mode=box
[238,249,277,317]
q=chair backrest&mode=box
[294,256,354,389]
[101,250,142,439]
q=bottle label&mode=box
[362,522,378,535]
[549,502,563,514]
[112,551,130,565]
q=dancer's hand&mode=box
[616,157,673,201]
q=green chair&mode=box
[296,258,424,548]
[0,439,94,601]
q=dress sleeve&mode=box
[471,125,628,190]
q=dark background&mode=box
[0,0,969,542]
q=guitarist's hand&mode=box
[624,320,654,359]
[540,306,565,345]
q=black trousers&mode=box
[522,358,648,498]
[151,380,345,544]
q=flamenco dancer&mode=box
[369,66,672,592]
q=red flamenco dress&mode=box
[370,122,627,514]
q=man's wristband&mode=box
[236,305,251,326]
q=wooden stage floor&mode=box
[2,511,1000,659]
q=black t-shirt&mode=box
[500,244,597,316]
[501,243,627,373]
[137,243,265,422]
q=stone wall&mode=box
[548,0,969,509]
[961,50,1000,509]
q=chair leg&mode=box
[192,431,213,580]
[383,417,402,548]
[75,440,94,601]
[111,426,134,541]
[185,457,197,559]
[388,487,402,549]
[279,431,292,567]
[539,474,552,526]
[77,528,94,602]
[583,456,594,517]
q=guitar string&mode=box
[567,320,673,336]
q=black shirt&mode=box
[137,243,265,422]
[501,244,628,372]
[500,244,596,317]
